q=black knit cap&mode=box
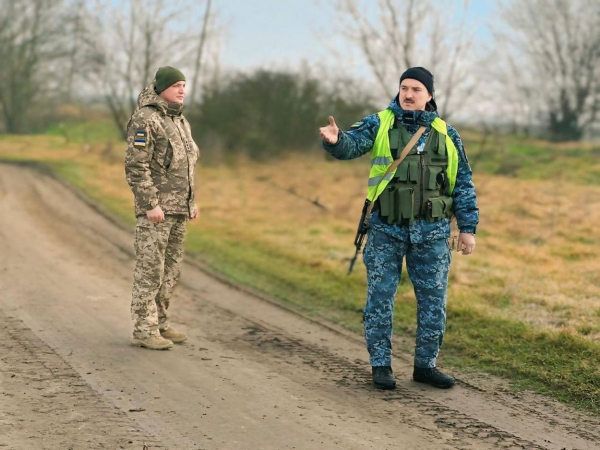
[399,67,437,111]
[154,66,186,94]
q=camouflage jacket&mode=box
[323,96,479,244]
[125,84,199,218]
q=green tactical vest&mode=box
[367,109,459,226]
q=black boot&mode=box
[413,366,455,389]
[372,366,396,390]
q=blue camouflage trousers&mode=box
[363,227,451,369]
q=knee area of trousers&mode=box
[133,272,164,288]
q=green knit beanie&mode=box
[154,66,186,94]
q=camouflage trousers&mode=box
[363,227,451,369]
[131,215,187,339]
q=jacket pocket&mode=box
[397,160,409,182]
[153,136,173,172]
[379,185,414,225]
[426,196,453,223]
[426,166,443,190]
[434,132,447,156]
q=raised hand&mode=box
[319,116,340,145]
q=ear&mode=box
[427,93,432,102]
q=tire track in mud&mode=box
[181,249,600,449]
[0,315,165,450]
[461,383,600,444]
[196,306,548,450]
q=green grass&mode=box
[445,310,600,412]
[470,138,600,185]
[45,121,122,143]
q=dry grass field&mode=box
[1,129,599,412]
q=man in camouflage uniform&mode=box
[320,67,478,389]
[125,66,200,350]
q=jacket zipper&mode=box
[418,130,431,217]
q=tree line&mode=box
[189,70,375,160]
[0,0,598,144]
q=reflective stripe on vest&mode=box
[367,109,459,202]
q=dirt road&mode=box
[0,162,598,450]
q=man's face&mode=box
[159,81,186,104]
[399,79,432,111]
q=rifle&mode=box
[348,199,371,275]
[346,125,426,275]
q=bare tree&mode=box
[0,0,72,133]
[496,0,600,141]
[188,0,213,107]
[62,0,88,101]
[84,0,218,138]
[333,0,479,119]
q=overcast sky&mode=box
[218,0,495,74]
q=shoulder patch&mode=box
[133,130,147,148]
[351,121,364,128]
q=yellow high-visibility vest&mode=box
[366,109,459,202]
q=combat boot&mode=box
[131,335,173,350]
[413,366,455,389]
[372,366,396,390]
[160,328,187,343]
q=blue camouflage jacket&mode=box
[323,96,479,243]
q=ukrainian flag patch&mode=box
[133,130,146,148]
[351,121,364,128]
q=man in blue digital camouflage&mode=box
[320,67,478,389]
